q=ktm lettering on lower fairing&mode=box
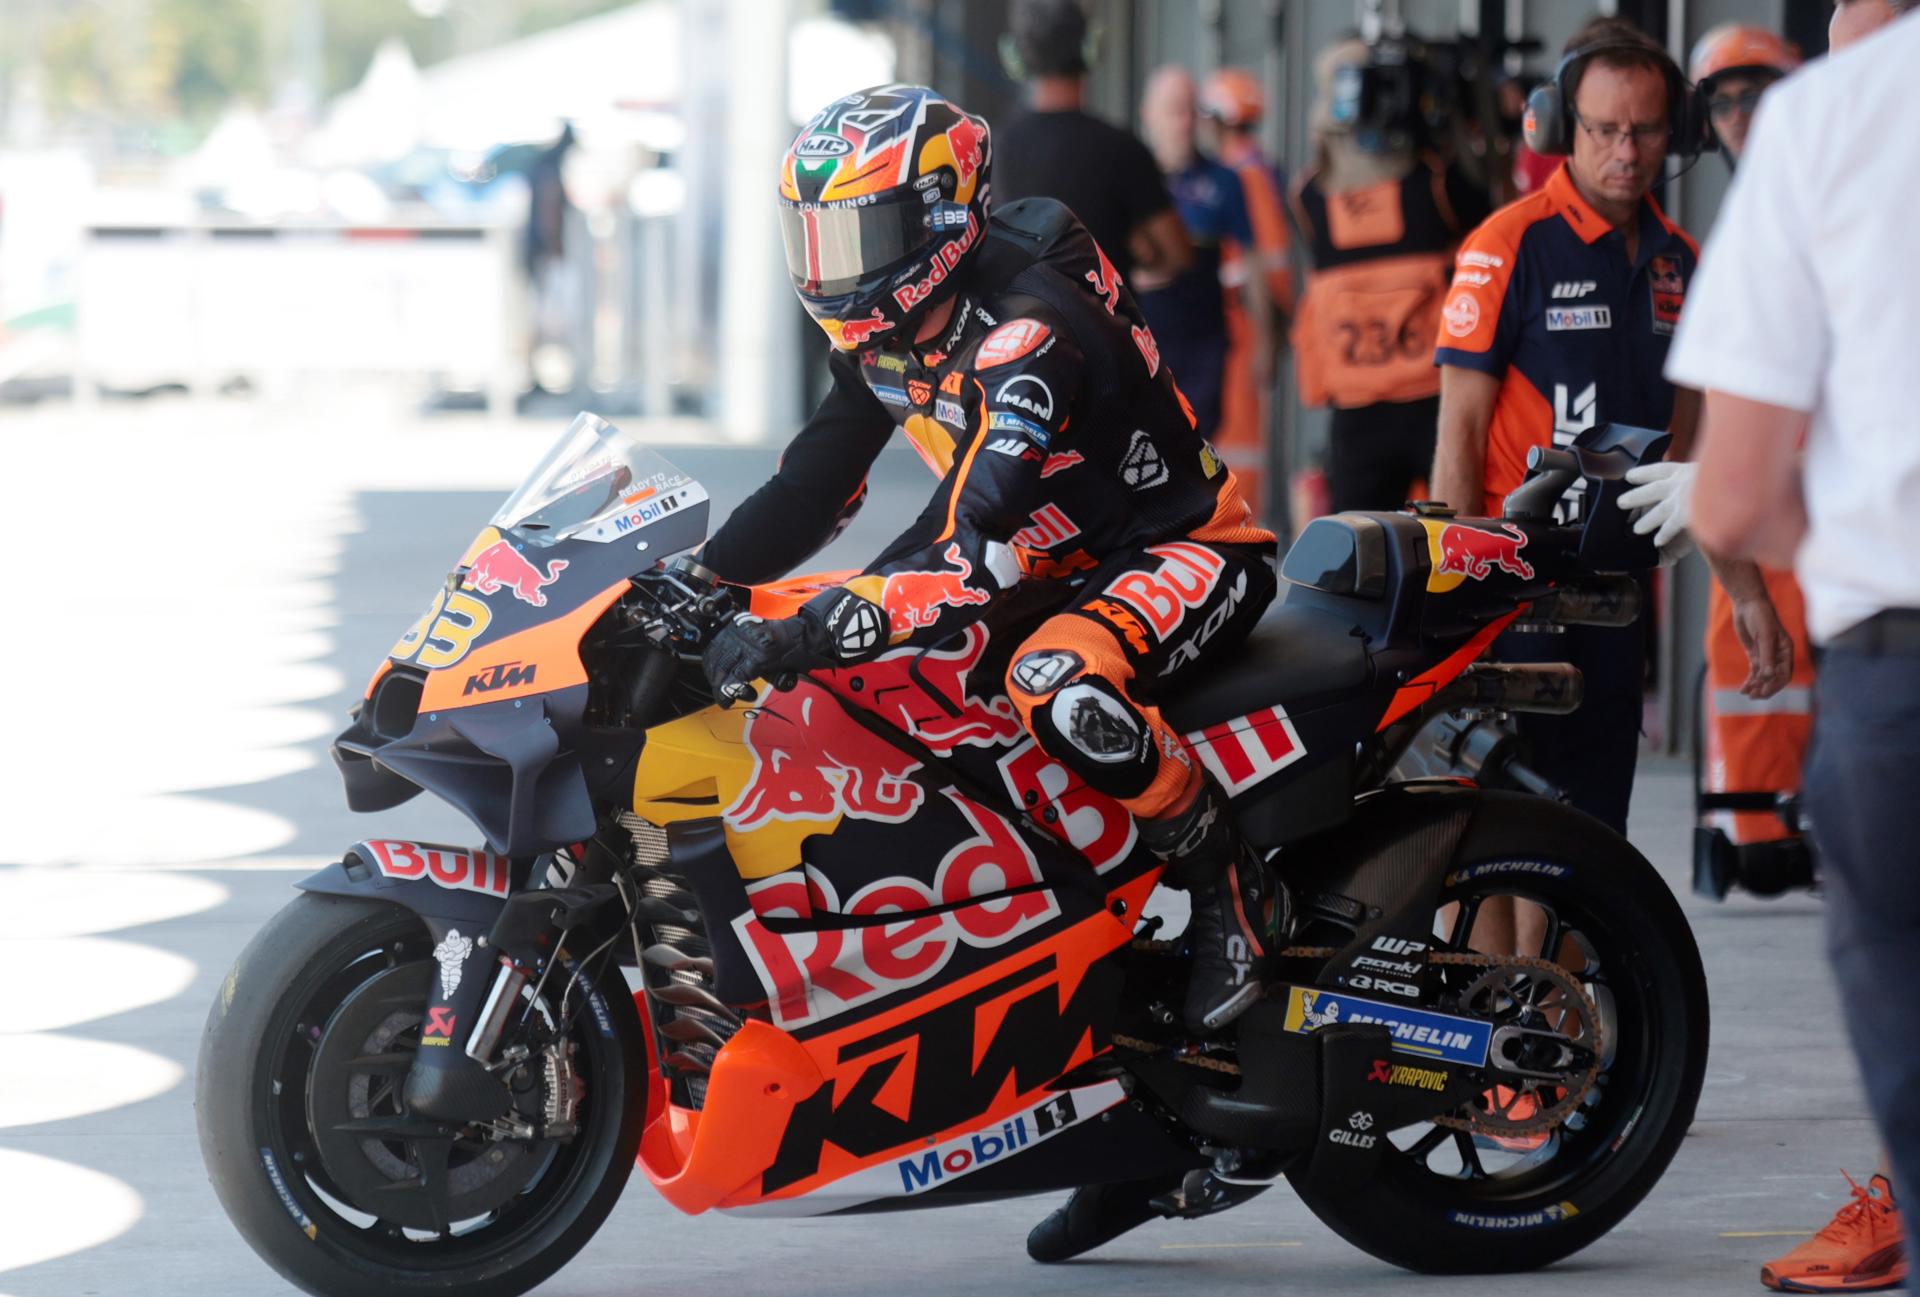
[761,950,1121,1193]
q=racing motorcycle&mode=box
[198,413,1708,1297]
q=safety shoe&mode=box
[1027,1173,1267,1263]
[1027,1177,1180,1263]
[1761,1173,1905,1292]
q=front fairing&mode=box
[334,414,710,853]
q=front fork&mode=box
[404,917,520,1123]
[403,879,627,1125]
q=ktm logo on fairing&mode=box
[463,661,536,695]
[762,949,1118,1193]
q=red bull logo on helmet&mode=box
[725,624,1021,832]
[463,541,568,607]
[1426,521,1535,591]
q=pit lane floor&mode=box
[0,397,1868,1296]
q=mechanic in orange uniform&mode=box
[1293,39,1489,515]
[1688,24,1818,859]
[1200,67,1293,524]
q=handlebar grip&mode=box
[1526,446,1580,476]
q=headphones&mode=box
[1522,38,1716,159]
[998,19,1103,83]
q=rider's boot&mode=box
[1139,775,1288,1034]
[1026,1173,1268,1263]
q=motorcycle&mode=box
[197,412,1707,1296]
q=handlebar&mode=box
[1502,446,1583,522]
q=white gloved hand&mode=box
[1618,460,1697,565]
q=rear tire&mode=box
[196,891,647,1297]
[1290,791,1708,1272]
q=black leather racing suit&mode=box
[702,199,1277,820]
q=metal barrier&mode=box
[75,222,524,410]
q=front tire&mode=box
[196,891,648,1297]
[1290,791,1709,1273]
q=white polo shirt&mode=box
[1665,12,1920,644]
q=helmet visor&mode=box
[779,194,932,298]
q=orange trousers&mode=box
[1703,566,1814,844]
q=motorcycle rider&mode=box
[697,85,1283,1042]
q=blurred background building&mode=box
[0,0,1834,754]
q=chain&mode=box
[1114,949,1605,1136]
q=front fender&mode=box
[295,839,523,926]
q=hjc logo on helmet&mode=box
[794,134,853,159]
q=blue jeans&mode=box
[1805,647,1920,1200]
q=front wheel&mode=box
[1290,791,1709,1273]
[196,891,649,1297]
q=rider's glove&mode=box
[702,590,893,704]
[1617,461,1696,566]
[702,612,822,704]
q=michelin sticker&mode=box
[1283,987,1492,1066]
[1445,860,1571,885]
[1448,1202,1580,1231]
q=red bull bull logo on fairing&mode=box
[1434,522,1534,583]
[725,624,1022,831]
[463,541,569,607]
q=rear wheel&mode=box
[1290,791,1708,1272]
[197,892,647,1297]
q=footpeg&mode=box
[1150,1168,1271,1218]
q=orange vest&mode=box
[1290,161,1471,410]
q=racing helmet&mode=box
[1688,24,1800,92]
[1199,67,1264,128]
[778,85,992,352]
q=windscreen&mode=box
[491,413,706,545]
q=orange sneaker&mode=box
[1474,1085,1550,1155]
[1761,1173,1906,1292]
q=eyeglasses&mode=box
[1708,89,1765,120]
[1573,113,1669,151]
